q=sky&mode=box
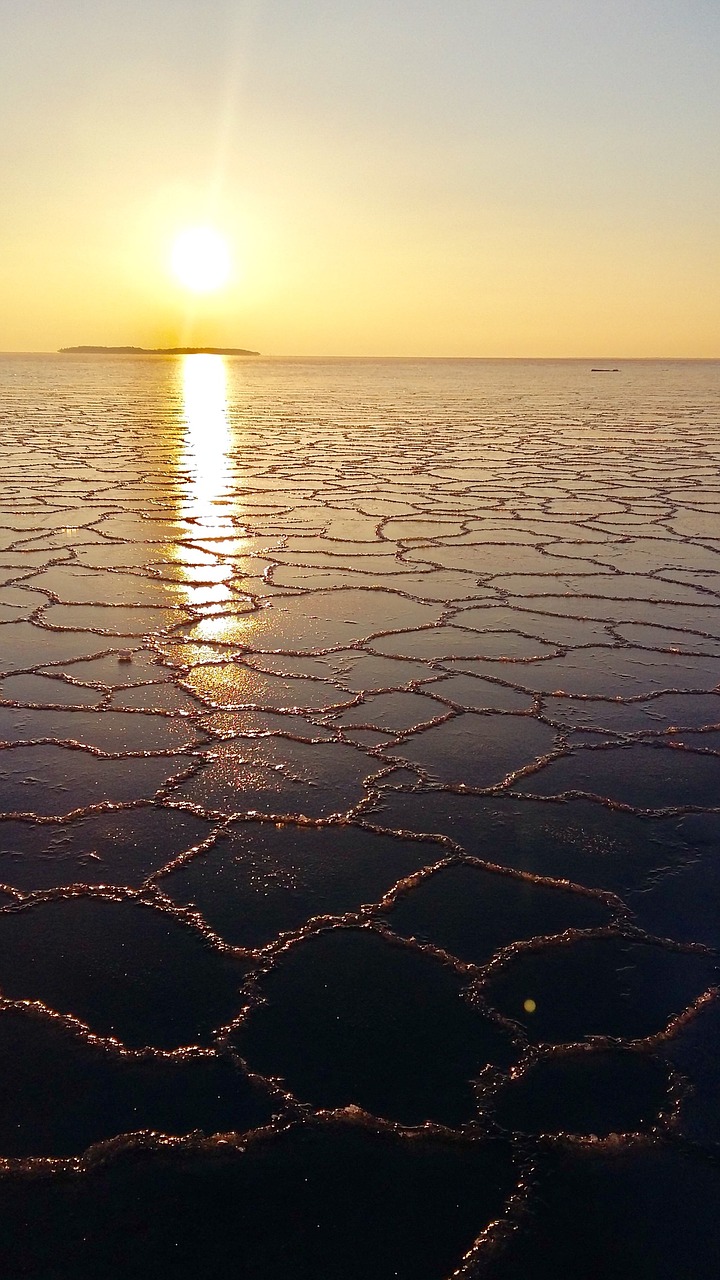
[1,0,718,356]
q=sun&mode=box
[171,226,232,293]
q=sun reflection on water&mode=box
[181,354,232,532]
[175,354,239,613]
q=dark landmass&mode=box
[59,345,260,356]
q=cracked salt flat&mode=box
[0,1007,273,1157]
[486,1046,673,1137]
[158,820,445,948]
[0,1126,520,1280]
[0,806,213,891]
[1,354,719,1278]
[0,895,248,1048]
[232,927,517,1125]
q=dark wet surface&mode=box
[488,1047,672,1137]
[0,1126,519,1280]
[379,862,615,964]
[0,896,248,1047]
[481,1146,720,1280]
[159,820,444,948]
[0,806,213,891]
[483,934,717,1044]
[0,1007,273,1158]
[232,927,516,1124]
[0,354,719,1276]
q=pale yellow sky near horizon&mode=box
[1,1,718,357]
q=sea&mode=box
[0,353,719,1278]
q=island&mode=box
[59,345,260,355]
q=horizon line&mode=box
[1,350,719,361]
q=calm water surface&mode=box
[0,355,719,1277]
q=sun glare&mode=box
[171,226,231,293]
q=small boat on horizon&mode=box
[591,367,620,372]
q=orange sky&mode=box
[1,1,719,356]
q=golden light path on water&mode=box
[181,354,232,525]
[176,354,242,618]
[174,355,279,778]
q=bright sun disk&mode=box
[171,227,231,293]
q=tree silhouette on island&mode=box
[59,345,260,355]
